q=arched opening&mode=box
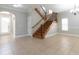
[0,11,15,39]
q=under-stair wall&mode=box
[45,21,57,38]
[45,13,58,38]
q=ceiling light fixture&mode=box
[70,4,79,15]
[13,4,23,7]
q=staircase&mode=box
[33,19,53,39]
[32,8,57,39]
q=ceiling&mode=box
[0,4,75,13]
[43,4,75,12]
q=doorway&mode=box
[0,11,15,39]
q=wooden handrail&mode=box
[32,19,43,28]
[32,14,52,28]
[35,8,44,19]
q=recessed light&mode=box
[13,4,23,7]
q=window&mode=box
[1,17,10,34]
[48,9,53,14]
[62,18,68,31]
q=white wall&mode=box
[15,12,28,36]
[31,9,42,27]
[27,15,32,36]
[58,10,79,35]
[0,7,28,37]
[45,21,58,38]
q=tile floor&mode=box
[0,34,79,55]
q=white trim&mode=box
[45,33,57,38]
[16,34,32,38]
[27,33,32,36]
[58,33,79,37]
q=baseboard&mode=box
[45,33,79,38]
[15,33,79,38]
[45,33,57,38]
[58,33,79,37]
[16,34,32,38]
